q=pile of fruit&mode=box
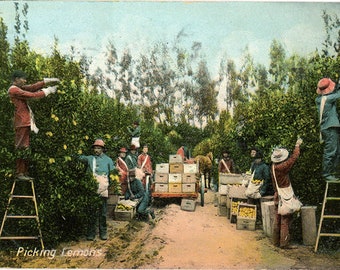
[231,200,242,215]
[238,206,256,219]
[115,199,138,211]
[251,179,263,185]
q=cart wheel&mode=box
[200,174,205,207]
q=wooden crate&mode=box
[155,163,169,173]
[218,184,229,195]
[168,173,182,183]
[114,205,136,221]
[181,199,196,211]
[183,163,198,174]
[169,154,183,163]
[154,173,169,183]
[237,203,257,219]
[154,183,168,193]
[182,183,196,193]
[218,194,228,206]
[169,183,182,193]
[219,173,244,185]
[236,218,256,231]
[230,198,247,223]
[218,205,228,216]
[169,163,184,173]
[182,173,197,183]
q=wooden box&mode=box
[155,163,169,173]
[236,218,256,231]
[218,184,229,195]
[182,173,197,183]
[114,205,136,221]
[218,205,228,216]
[154,173,169,183]
[182,183,196,193]
[237,203,257,220]
[168,173,182,183]
[230,198,247,223]
[168,183,182,193]
[169,163,184,173]
[181,199,196,211]
[218,194,228,206]
[169,154,183,163]
[183,163,198,174]
[154,183,168,193]
[219,173,244,185]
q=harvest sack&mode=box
[245,179,263,199]
[95,174,109,197]
[277,184,302,215]
[131,137,140,148]
[135,167,145,180]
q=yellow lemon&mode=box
[49,158,55,164]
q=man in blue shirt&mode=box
[316,78,340,181]
[79,139,115,240]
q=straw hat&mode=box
[316,78,336,95]
[271,148,289,163]
[92,139,105,148]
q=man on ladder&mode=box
[314,77,340,252]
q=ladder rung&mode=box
[319,233,340,237]
[323,215,340,219]
[326,197,340,200]
[11,195,34,199]
[0,236,39,240]
[6,215,38,219]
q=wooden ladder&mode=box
[314,180,340,252]
[0,177,44,249]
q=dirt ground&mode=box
[0,190,339,269]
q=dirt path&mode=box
[0,189,339,269]
[142,190,295,269]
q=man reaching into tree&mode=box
[8,70,60,180]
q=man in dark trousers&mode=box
[315,78,340,181]
[125,169,155,221]
[8,70,59,180]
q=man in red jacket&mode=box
[8,70,60,180]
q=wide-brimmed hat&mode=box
[119,147,127,153]
[92,139,105,148]
[316,78,336,95]
[271,148,289,163]
[12,70,27,80]
[130,144,136,150]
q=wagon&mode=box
[151,160,206,206]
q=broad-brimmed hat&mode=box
[92,139,105,148]
[119,147,127,153]
[130,144,136,150]
[316,78,336,95]
[12,70,27,80]
[271,148,289,163]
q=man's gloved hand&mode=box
[44,78,60,84]
[296,137,303,147]
[42,86,58,96]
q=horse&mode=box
[194,152,213,189]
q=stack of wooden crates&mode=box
[217,173,245,217]
[154,154,198,194]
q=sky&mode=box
[1,1,340,78]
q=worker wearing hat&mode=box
[126,144,138,170]
[315,78,340,181]
[271,137,302,249]
[125,169,155,221]
[78,139,115,240]
[127,121,141,149]
[8,70,60,180]
[116,147,129,195]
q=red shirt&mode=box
[138,153,153,174]
[8,81,46,128]
[271,145,300,204]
